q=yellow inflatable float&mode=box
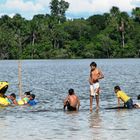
[0,81,10,106]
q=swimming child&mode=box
[27,94,37,106]
[7,93,18,105]
[114,86,133,109]
[22,91,30,104]
[18,91,31,105]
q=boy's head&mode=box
[90,62,97,70]
[137,95,140,100]
[114,86,121,93]
[10,93,16,100]
[24,91,31,97]
[30,94,35,100]
[68,89,74,95]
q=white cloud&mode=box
[0,0,139,19]
[1,0,43,12]
[0,0,51,19]
[107,0,135,11]
[67,0,136,14]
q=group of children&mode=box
[64,86,140,111]
[1,61,139,111]
[1,91,37,106]
[0,82,38,107]
[64,61,140,111]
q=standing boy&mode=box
[89,62,104,111]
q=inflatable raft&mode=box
[0,81,10,106]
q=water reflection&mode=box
[89,111,102,140]
[89,111,101,128]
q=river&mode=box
[0,59,140,140]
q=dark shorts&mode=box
[125,98,133,109]
[66,102,77,111]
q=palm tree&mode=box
[132,7,140,23]
[119,20,125,47]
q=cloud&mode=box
[1,0,43,19]
[66,0,136,17]
[0,0,139,19]
[131,0,140,5]
[1,0,44,12]
[0,0,50,19]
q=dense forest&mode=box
[0,0,140,59]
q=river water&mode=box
[0,59,140,140]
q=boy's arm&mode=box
[63,96,69,110]
[118,98,121,107]
[13,100,18,105]
[77,97,80,110]
[98,69,104,79]
[89,77,93,84]
[64,96,69,106]
[89,71,93,84]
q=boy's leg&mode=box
[95,87,100,110]
[90,85,95,111]
[90,95,93,111]
[90,85,95,96]
[126,99,133,109]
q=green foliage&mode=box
[50,0,69,23]
[0,3,140,59]
[132,7,140,23]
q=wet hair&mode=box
[90,62,97,67]
[114,86,121,90]
[68,88,74,95]
[137,95,140,100]
[10,93,16,98]
[30,94,35,100]
[24,91,31,96]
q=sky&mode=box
[0,0,140,20]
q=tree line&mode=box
[0,0,140,59]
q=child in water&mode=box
[89,62,104,111]
[114,86,133,109]
[18,91,31,105]
[64,89,80,111]
[7,93,18,105]
[22,91,31,104]
[27,94,37,106]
